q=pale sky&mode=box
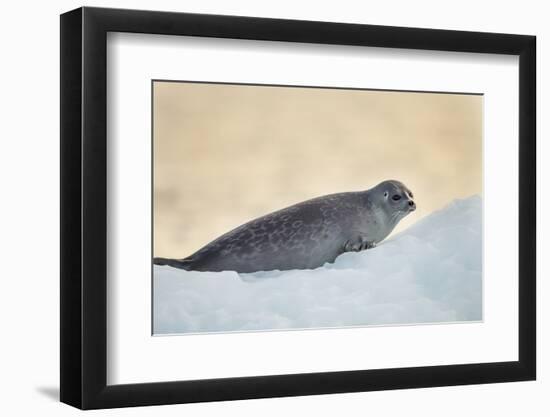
[153,81,482,258]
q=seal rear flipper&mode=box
[153,257,193,270]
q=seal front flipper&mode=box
[153,257,193,270]
[360,239,376,250]
[343,238,363,252]
[343,237,376,252]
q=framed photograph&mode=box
[60,6,536,409]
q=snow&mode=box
[154,195,482,334]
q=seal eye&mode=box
[392,195,401,201]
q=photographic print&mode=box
[152,81,482,335]
[61,8,536,407]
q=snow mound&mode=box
[154,195,482,334]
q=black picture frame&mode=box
[60,6,536,410]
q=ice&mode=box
[154,195,482,334]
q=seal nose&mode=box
[408,200,416,211]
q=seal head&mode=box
[369,179,416,232]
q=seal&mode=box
[154,180,416,273]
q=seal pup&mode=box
[154,180,416,273]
